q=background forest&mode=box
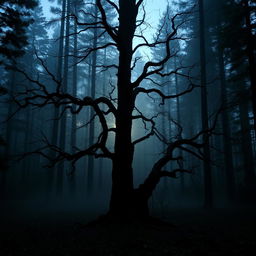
[0,0,256,254]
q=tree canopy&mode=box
[0,0,38,64]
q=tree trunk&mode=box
[83,55,92,188]
[218,47,235,201]
[22,104,32,192]
[57,0,70,195]
[243,0,256,134]
[98,47,107,188]
[6,70,16,156]
[109,1,138,217]
[51,0,66,161]
[199,0,213,208]
[71,3,78,157]
[51,0,66,197]
[69,1,78,196]
[238,92,256,188]
[174,57,184,193]
[87,2,98,194]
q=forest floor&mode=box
[1,202,256,256]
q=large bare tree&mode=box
[14,0,217,219]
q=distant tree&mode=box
[0,0,37,64]
[57,0,71,193]
[0,86,7,171]
[87,1,99,193]
[218,0,256,194]
[206,0,236,201]
[220,0,256,133]
[47,0,67,195]
[198,0,213,208]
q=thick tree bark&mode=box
[199,0,213,208]
[109,0,137,217]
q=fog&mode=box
[0,0,255,254]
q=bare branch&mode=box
[96,0,118,42]
[133,11,192,88]
[106,0,119,13]
[134,83,195,104]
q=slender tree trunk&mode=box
[22,105,31,179]
[6,70,16,156]
[3,69,17,198]
[52,0,66,158]
[87,2,98,194]
[23,58,35,183]
[174,57,184,193]
[243,0,256,134]
[83,55,92,189]
[218,47,235,201]
[98,47,107,188]
[71,5,78,159]
[57,0,70,195]
[199,0,213,208]
[52,0,66,197]
[167,67,172,172]
[160,70,168,214]
[69,2,78,196]
[238,92,256,188]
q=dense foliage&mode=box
[0,0,37,64]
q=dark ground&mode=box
[1,201,256,256]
